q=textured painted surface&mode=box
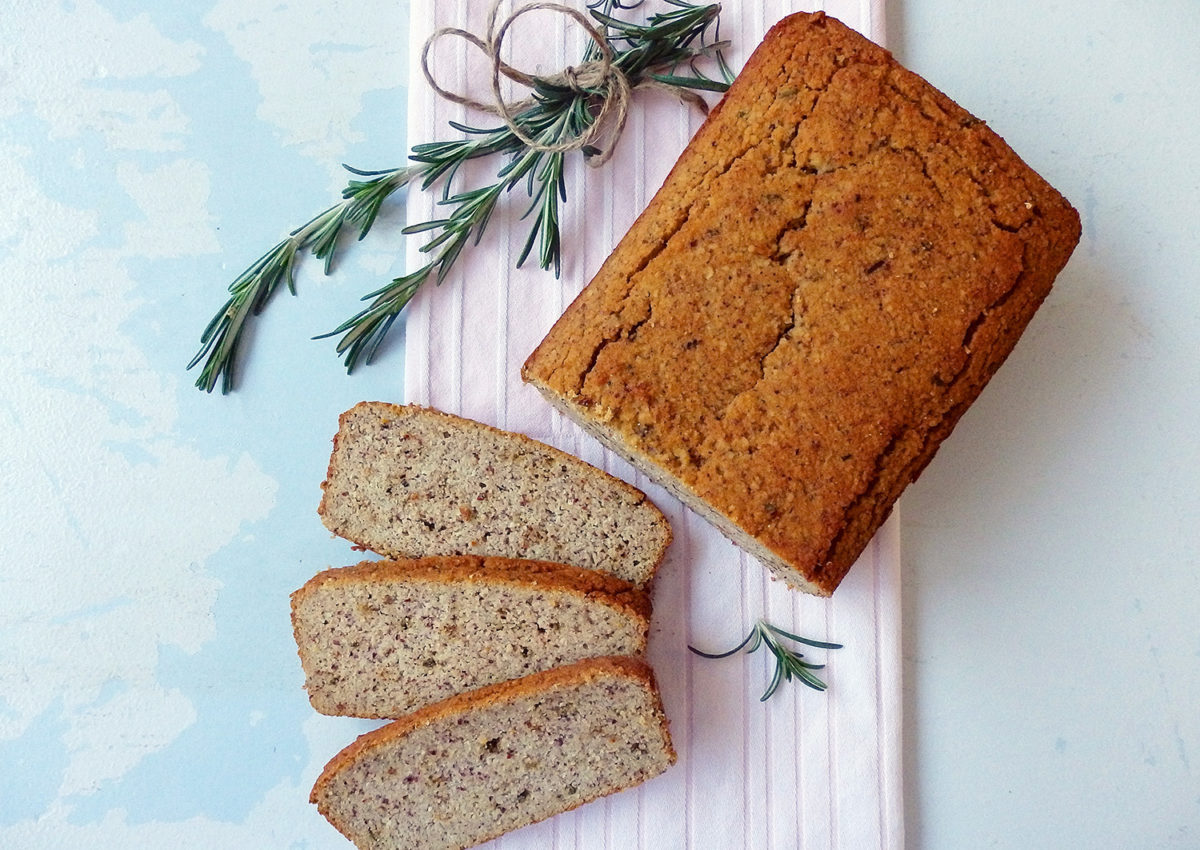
[1,1,408,846]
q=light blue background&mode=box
[2,1,411,846]
[889,1,1200,847]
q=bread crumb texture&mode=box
[291,556,651,718]
[522,12,1081,595]
[311,657,675,850]
[318,402,672,587]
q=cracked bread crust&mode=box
[522,12,1081,595]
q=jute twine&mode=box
[420,1,710,167]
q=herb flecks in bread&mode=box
[319,402,671,586]
[310,657,675,850]
[291,556,651,718]
[523,12,1081,595]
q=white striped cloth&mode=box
[403,2,901,848]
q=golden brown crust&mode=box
[523,12,1081,595]
[291,555,653,624]
[310,655,675,805]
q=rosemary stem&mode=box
[689,618,842,701]
[190,1,731,393]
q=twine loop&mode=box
[421,1,707,167]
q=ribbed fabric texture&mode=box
[404,3,901,848]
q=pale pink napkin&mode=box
[404,2,900,848]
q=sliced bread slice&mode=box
[318,402,671,586]
[291,556,652,718]
[311,656,675,850]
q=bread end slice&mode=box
[311,656,675,850]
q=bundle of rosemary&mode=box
[189,0,733,395]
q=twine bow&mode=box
[421,1,710,167]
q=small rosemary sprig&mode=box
[689,620,843,701]
[188,165,416,394]
[190,0,733,393]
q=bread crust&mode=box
[318,401,673,586]
[523,12,1081,595]
[290,556,654,718]
[291,555,653,628]
[310,656,675,849]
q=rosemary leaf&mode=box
[647,72,731,92]
[190,0,732,392]
[689,619,843,701]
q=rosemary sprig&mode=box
[190,0,732,393]
[689,620,843,701]
[188,166,417,394]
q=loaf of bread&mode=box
[522,12,1081,595]
[311,656,675,850]
[318,401,671,586]
[290,555,651,718]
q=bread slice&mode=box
[311,656,675,850]
[318,402,671,586]
[522,12,1081,595]
[290,556,651,718]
